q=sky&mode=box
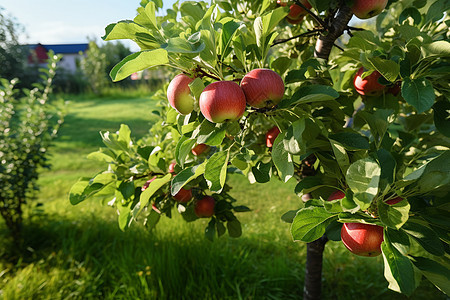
[0,0,178,51]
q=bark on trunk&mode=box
[314,5,353,60]
[303,236,328,300]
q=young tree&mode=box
[71,0,450,298]
[0,53,65,246]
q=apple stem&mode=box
[304,235,328,300]
[314,4,353,60]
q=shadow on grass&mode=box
[0,216,305,300]
[0,213,444,300]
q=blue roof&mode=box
[29,43,89,54]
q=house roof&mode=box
[28,43,89,54]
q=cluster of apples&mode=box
[167,68,285,123]
[141,162,215,218]
[327,190,403,257]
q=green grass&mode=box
[0,95,445,299]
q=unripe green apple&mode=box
[327,190,345,201]
[353,67,386,96]
[341,223,384,257]
[351,0,388,19]
[195,196,215,218]
[240,69,285,108]
[173,188,192,203]
[167,73,195,115]
[199,81,246,123]
[265,126,280,147]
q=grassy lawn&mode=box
[0,95,444,299]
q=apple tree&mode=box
[70,0,450,298]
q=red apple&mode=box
[353,67,386,96]
[141,176,156,191]
[287,1,311,20]
[167,74,195,115]
[341,223,384,257]
[195,196,215,218]
[327,190,345,201]
[385,196,403,205]
[240,69,285,108]
[199,81,246,123]
[173,188,192,203]
[191,143,210,156]
[168,162,177,174]
[351,0,388,19]
[265,126,280,147]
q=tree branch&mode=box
[271,29,322,47]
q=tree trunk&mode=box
[303,236,328,300]
[314,5,353,60]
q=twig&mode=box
[294,0,327,28]
[334,43,345,52]
[271,29,322,47]
[347,26,365,31]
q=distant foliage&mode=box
[0,53,65,244]
[80,40,132,94]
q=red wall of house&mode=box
[28,45,48,64]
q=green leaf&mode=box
[385,228,410,255]
[204,150,229,193]
[402,78,435,113]
[195,120,226,146]
[330,140,349,174]
[328,132,369,150]
[426,0,450,23]
[402,221,445,256]
[279,85,339,108]
[433,99,450,137]
[411,256,450,295]
[271,57,292,76]
[138,174,171,214]
[294,176,323,195]
[421,41,450,57]
[205,218,216,241]
[134,2,158,29]
[272,131,294,182]
[227,219,242,238]
[414,151,450,194]
[367,56,400,83]
[110,49,169,82]
[219,20,241,57]
[399,7,422,25]
[382,235,417,296]
[345,158,380,210]
[171,162,206,195]
[164,37,205,53]
[378,199,410,230]
[291,207,338,243]
[281,210,298,223]
[175,136,197,168]
[251,161,272,183]
[283,118,306,155]
[377,149,396,190]
[145,208,161,230]
[117,200,133,231]
[189,78,206,100]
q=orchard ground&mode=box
[0,94,443,299]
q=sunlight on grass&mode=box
[0,96,444,299]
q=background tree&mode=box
[0,53,66,246]
[71,0,450,298]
